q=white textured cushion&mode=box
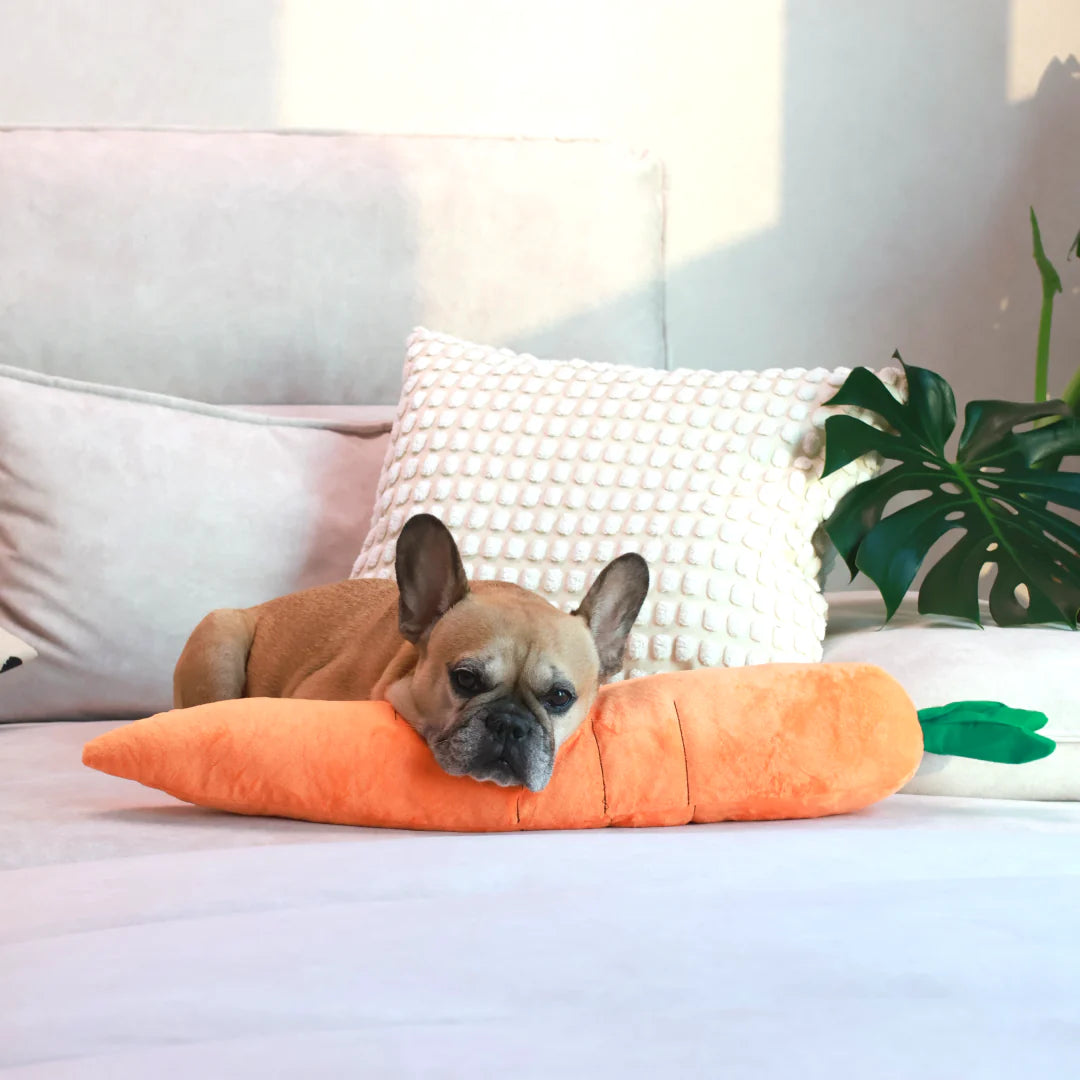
[825,591,1079,800]
[353,329,897,678]
[0,367,392,722]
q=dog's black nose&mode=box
[470,703,554,792]
[485,711,531,741]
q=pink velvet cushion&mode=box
[0,367,394,722]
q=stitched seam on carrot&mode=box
[673,699,693,814]
[590,721,608,817]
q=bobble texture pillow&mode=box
[353,329,899,678]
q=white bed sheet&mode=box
[4,720,1080,1079]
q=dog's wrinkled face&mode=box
[384,514,649,792]
[403,593,601,792]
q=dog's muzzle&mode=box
[470,702,553,792]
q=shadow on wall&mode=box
[542,4,1080,409]
[2,2,1077,409]
[527,6,1080,599]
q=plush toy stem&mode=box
[918,701,1056,764]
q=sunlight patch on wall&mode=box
[276,0,784,268]
[1007,0,1080,102]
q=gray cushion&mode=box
[0,365,392,722]
[0,128,665,404]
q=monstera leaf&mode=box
[822,355,1080,627]
[918,701,1055,764]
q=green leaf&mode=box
[1011,415,1080,468]
[899,356,957,455]
[1061,363,1080,414]
[918,701,1056,764]
[821,414,921,477]
[957,399,1072,465]
[989,558,1068,626]
[1031,208,1062,403]
[989,470,1080,510]
[826,463,932,577]
[916,531,988,623]
[822,361,1080,628]
[854,498,960,618]
[825,365,911,435]
[1030,208,1064,298]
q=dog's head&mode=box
[384,514,649,792]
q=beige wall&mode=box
[1,0,1078,405]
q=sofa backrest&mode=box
[0,128,665,405]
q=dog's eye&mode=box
[450,667,482,696]
[545,688,575,711]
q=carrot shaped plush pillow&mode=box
[83,663,921,831]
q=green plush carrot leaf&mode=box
[918,701,1056,764]
[918,700,1049,731]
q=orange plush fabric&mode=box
[83,663,922,831]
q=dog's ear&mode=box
[573,553,649,680]
[395,514,470,644]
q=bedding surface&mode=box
[3,719,1080,1078]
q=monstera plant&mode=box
[822,210,1080,629]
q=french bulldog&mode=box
[173,514,649,792]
